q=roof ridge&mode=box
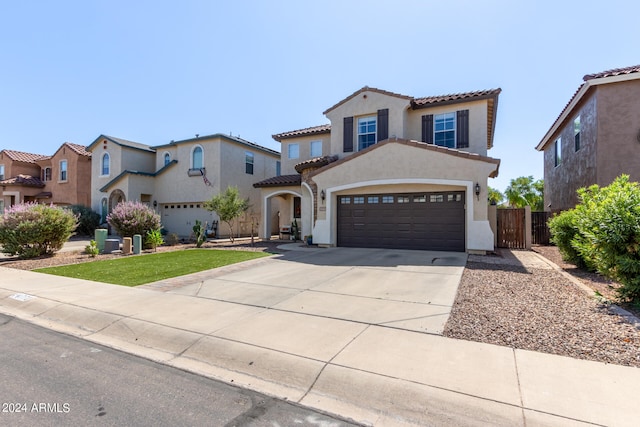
[583,64,640,81]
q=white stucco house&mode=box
[254,86,501,252]
[87,133,280,238]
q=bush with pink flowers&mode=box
[106,201,161,245]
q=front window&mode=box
[60,160,68,181]
[574,116,581,152]
[310,140,322,157]
[0,164,4,180]
[357,116,377,150]
[276,161,281,176]
[554,138,562,167]
[245,152,254,175]
[101,153,110,175]
[434,112,456,148]
[192,146,203,169]
[164,152,171,166]
[0,199,4,214]
[288,143,299,159]
[42,167,52,181]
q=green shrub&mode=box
[165,233,180,246]
[106,201,161,246]
[548,209,585,267]
[68,205,101,236]
[550,175,640,303]
[0,203,78,258]
[146,229,164,252]
[192,220,207,248]
[85,240,99,257]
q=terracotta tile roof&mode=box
[253,174,301,188]
[272,124,331,142]
[63,142,91,157]
[0,174,45,187]
[583,64,640,81]
[411,88,502,109]
[294,155,339,173]
[1,149,48,163]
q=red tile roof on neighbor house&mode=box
[537,64,640,151]
[1,149,48,163]
[0,174,45,187]
[253,174,301,188]
[272,124,331,142]
[63,142,91,157]
[583,64,640,81]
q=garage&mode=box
[337,191,465,251]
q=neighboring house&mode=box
[254,86,501,252]
[0,143,91,213]
[87,133,280,238]
[536,64,640,213]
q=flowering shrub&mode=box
[0,202,78,258]
[107,201,161,245]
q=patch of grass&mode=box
[34,249,270,286]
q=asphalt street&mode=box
[0,313,360,427]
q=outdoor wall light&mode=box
[153,200,158,208]
[320,189,326,201]
[475,183,481,200]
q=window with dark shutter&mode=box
[377,109,389,141]
[456,110,469,149]
[422,114,434,144]
[343,116,354,152]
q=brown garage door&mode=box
[337,191,465,251]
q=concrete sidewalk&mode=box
[0,248,638,426]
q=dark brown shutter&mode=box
[343,116,354,152]
[456,109,469,148]
[377,108,389,141]
[422,114,433,144]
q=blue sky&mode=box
[1,0,638,193]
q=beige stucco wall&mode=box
[325,90,411,157]
[280,134,330,175]
[309,142,498,251]
[405,99,490,156]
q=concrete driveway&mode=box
[154,246,467,335]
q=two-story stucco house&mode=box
[536,65,640,213]
[255,86,501,252]
[0,142,91,212]
[87,133,280,238]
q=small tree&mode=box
[107,201,161,246]
[504,176,544,211]
[0,203,77,258]
[146,229,164,252]
[204,186,249,243]
[487,186,504,206]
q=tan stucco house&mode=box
[87,133,280,238]
[536,64,640,213]
[255,86,501,252]
[0,142,91,212]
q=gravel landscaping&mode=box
[443,247,640,368]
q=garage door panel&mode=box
[337,191,465,251]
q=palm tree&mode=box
[504,176,544,211]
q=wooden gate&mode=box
[497,208,526,249]
[532,211,551,245]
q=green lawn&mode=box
[34,249,271,286]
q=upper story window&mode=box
[310,140,322,157]
[42,167,52,181]
[163,152,171,166]
[574,116,581,152]
[245,152,254,175]
[434,112,456,148]
[60,160,68,181]
[276,161,281,177]
[0,164,4,180]
[288,143,299,159]
[101,153,110,175]
[191,145,203,169]
[357,116,377,151]
[554,138,562,167]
